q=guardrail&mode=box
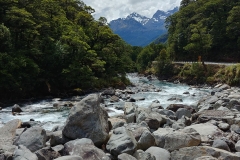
[173,61,238,66]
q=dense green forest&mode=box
[0,0,138,101]
[166,0,240,62]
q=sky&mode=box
[82,0,182,22]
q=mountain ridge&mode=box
[109,7,178,46]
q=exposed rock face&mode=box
[12,104,22,113]
[106,127,137,157]
[153,128,201,151]
[13,145,38,160]
[63,138,110,160]
[14,126,47,152]
[35,146,61,160]
[170,146,240,160]
[62,94,109,147]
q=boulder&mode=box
[0,119,21,154]
[110,95,119,102]
[12,104,22,113]
[62,94,109,147]
[218,122,230,131]
[170,146,240,160]
[118,153,137,160]
[106,127,137,157]
[166,104,185,112]
[145,147,170,160]
[14,126,47,152]
[176,108,191,119]
[63,138,110,160]
[126,124,155,150]
[153,128,201,151]
[158,109,175,117]
[124,102,137,115]
[13,145,38,160]
[133,150,155,160]
[50,131,71,146]
[35,146,61,160]
[235,140,240,152]
[54,155,83,160]
[185,123,224,143]
[194,156,218,160]
[212,139,230,151]
[102,88,115,96]
[108,118,126,130]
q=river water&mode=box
[0,74,211,130]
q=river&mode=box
[0,73,211,130]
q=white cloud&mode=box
[82,0,181,22]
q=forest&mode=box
[1,0,240,101]
[166,0,240,62]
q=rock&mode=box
[118,153,137,160]
[183,91,190,94]
[133,150,155,160]
[125,113,136,123]
[130,96,145,101]
[106,127,137,157]
[54,155,83,160]
[212,139,230,151]
[153,128,201,151]
[63,138,110,160]
[62,94,109,147]
[166,104,185,112]
[110,95,119,102]
[102,88,115,96]
[194,156,218,160]
[158,109,175,117]
[13,145,38,160]
[51,145,64,153]
[149,102,163,110]
[176,108,191,119]
[218,122,230,131]
[205,96,219,104]
[185,123,224,143]
[35,146,61,160]
[0,107,2,110]
[0,119,21,154]
[219,84,231,90]
[108,118,126,130]
[170,146,240,160]
[124,102,137,115]
[126,124,155,151]
[235,140,240,152]
[12,104,22,113]
[145,147,170,160]
[14,126,47,152]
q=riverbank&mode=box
[1,73,240,159]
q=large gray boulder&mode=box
[153,128,201,151]
[106,127,137,157]
[62,94,109,147]
[12,104,22,113]
[176,108,191,119]
[124,102,137,115]
[170,146,240,160]
[212,139,230,151]
[13,145,38,160]
[145,147,170,160]
[14,127,47,152]
[63,138,110,160]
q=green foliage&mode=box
[167,0,240,61]
[0,0,135,101]
[215,64,240,85]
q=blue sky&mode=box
[82,0,181,22]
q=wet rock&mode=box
[110,95,119,102]
[149,102,163,111]
[133,150,155,160]
[118,153,137,160]
[13,145,38,160]
[106,127,137,157]
[14,127,47,152]
[130,96,145,101]
[170,146,240,160]
[212,139,230,151]
[62,94,109,147]
[12,104,22,113]
[145,147,170,160]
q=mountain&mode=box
[109,7,178,46]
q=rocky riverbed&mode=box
[1,74,240,159]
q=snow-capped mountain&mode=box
[109,7,178,46]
